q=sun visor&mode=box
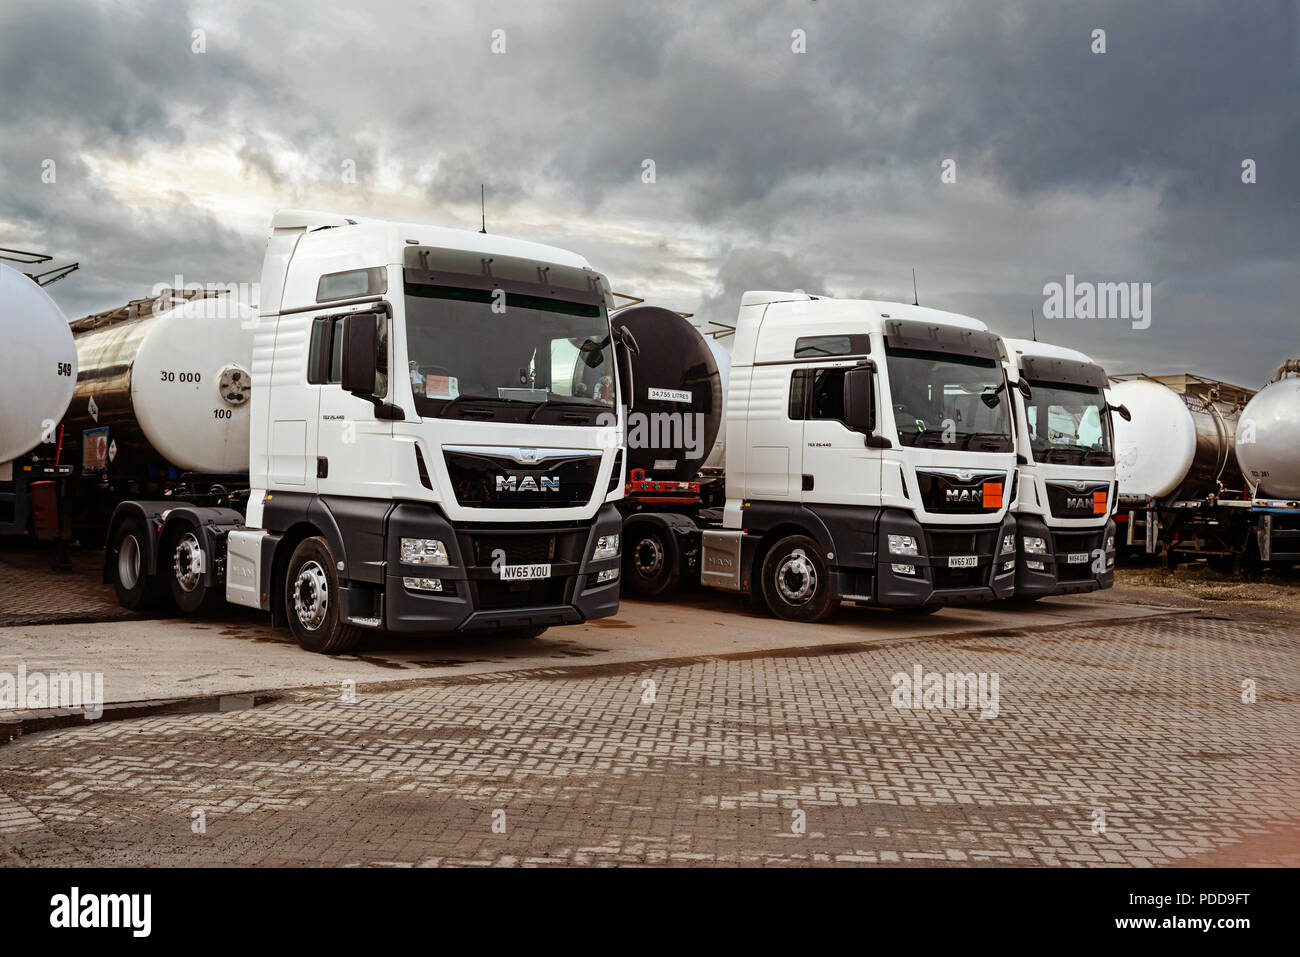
[403,246,610,307]
[1021,355,1109,390]
[883,319,1000,361]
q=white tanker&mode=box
[62,294,256,477]
[1236,361,1300,500]
[1110,369,1298,568]
[0,263,77,468]
[0,263,77,535]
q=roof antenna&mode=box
[1030,307,1038,342]
[479,184,487,234]
[911,268,919,306]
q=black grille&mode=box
[1045,482,1110,518]
[916,470,1007,514]
[444,450,601,508]
[475,577,567,610]
[1049,530,1102,580]
[469,534,557,566]
[927,530,979,555]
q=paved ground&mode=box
[1,610,1296,866]
[0,591,1173,715]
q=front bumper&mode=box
[382,502,622,634]
[1014,515,1115,598]
[869,510,1018,608]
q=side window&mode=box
[789,368,848,422]
[789,369,809,419]
[308,317,341,384]
[329,318,343,383]
[794,334,870,358]
[809,368,846,422]
[308,314,373,387]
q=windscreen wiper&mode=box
[526,398,603,422]
[436,393,513,419]
[961,431,1011,449]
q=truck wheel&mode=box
[164,521,222,614]
[109,515,164,611]
[497,626,548,640]
[761,535,837,623]
[623,524,680,598]
[285,537,364,654]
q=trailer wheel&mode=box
[760,534,837,622]
[109,515,164,611]
[623,524,680,598]
[285,536,364,654]
[164,521,222,614]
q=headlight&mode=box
[1001,534,1016,555]
[596,568,619,583]
[888,534,919,556]
[1022,536,1048,555]
[890,563,917,576]
[401,538,449,566]
[403,577,444,592]
[592,533,620,561]
[1104,534,1115,553]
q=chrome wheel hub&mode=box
[775,548,817,605]
[634,536,664,578]
[172,532,203,593]
[293,561,329,631]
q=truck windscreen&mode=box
[404,283,616,420]
[885,347,1013,452]
[1024,380,1113,465]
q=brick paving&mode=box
[0,613,1297,867]
[0,544,141,627]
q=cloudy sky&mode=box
[2,0,1297,387]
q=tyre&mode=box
[496,626,548,640]
[622,524,680,598]
[109,515,165,611]
[164,521,222,614]
[760,534,837,622]
[284,536,364,654]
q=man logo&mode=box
[516,449,542,464]
[956,470,975,482]
[496,474,559,493]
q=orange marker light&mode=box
[982,482,1003,509]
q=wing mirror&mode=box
[842,361,876,435]
[613,325,640,411]
[1109,402,1132,422]
[341,312,379,395]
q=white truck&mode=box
[614,293,1022,620]
[998,337,1123,598]
[99,210,629,652]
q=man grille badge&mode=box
[956,471,974,482]
[517,449,541,464]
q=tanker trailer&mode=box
[1110,373,1256,569]
[59,293,257,533]
[1235,360,1300,564]
[0,262,78,535]
[611,305,726,596]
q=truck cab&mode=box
[999,337,1118,597]
[106,210,628,653]
[699,292,1020,618]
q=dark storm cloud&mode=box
[0,0,1295,384]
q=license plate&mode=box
[500,563,550,581]
[1066,552,1089,564]
[947,555,978,568]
